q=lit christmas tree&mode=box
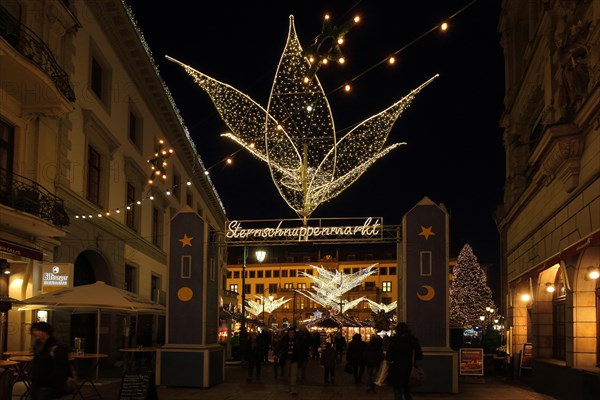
[449,244,496,329]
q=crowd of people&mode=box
[229,322,422,398]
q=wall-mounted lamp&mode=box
[545,283,556,293]
[0,259,9,275]
[520,293,531,302]
[587,266,599,280]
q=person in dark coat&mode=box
[364,335,384,392]
[245,331,266,382]
[320,342,336,384]
[29,322,70,400]
[346,333,366,384]
[259,328,272,363]
[385,323,423,400]
[274,327,303,394]
[334,333,346,362]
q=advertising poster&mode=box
[459,348,484,376]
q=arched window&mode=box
[552,267,566,360]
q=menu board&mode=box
[520,343,533,370]
[118,371,157,400]
[459,348,484,376]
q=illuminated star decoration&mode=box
[167,16,437,222]
[178,234,193,247]
[418,225,435,240]
[302,13,359,81]
[148,139,174,184]
[365,299,397,314]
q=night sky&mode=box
[126,1,505,270]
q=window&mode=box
[233,271,240,279]
[90,56,103,99]
[128,111,142,149]
[151,275,160,302]
[173,174,181,200]
[227,271,232,279]
[244,284,251,294]
[265,270,272,278]
[257,270,263,278]
[0,121,14,191]
[389,267,397,275]
[273,270,280,278]
[365,282,375,289]
[297,283,306,289]
[304,269,312,276]
[152,207,163,247]
[379,267,387,275]
[284,283,293,289]
[269,283,278,293]
[186,189,193,207]
[89,48,111,106]
[382,281,392,292]
[282,270,288,278]
[256,284,264,294]
[87,146,101,206]
[290,269,296,277]
[552,269,566,360]
[230,284,238,293]
[298,297,305,309]
[249,271,255,278]
[343,268,350,274]
[126,183,136,230]
[124,264,137,293]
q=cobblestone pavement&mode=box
[11,358,558,400]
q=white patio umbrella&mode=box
[19,281,165,354]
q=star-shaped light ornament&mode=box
[167,16,437,223]
[302,14,359,81]
[147,139,174,184]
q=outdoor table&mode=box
[69,353,108,400]
[3,350,33,358]
[7,356,32,400]
[0,360,19,398]
[119,348,157,372]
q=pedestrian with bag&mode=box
[29,322,71,400]
[385,322,423,400]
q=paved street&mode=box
[10,358,558,400]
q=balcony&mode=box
[0,168,69,233]
[0,4,75,115]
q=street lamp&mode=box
[240,248,267,332]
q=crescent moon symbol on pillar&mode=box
[416,285,435,301]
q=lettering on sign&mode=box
[226,217,383,243]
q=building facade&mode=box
[498,0,600,398]
[0,0,226,360]
[225,246,398,329]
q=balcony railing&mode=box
[0,4,76,102]
[0,168,69,227]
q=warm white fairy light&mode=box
[245,295,292,315]
[365,299,397,314]
[441,21,448,31]
[167,16,436,221]
[295,264,378,312]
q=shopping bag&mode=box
[408,364,425,387]
[344,362,353,374]
[374,361,389,386]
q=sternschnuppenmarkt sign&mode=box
[225,217,383,245]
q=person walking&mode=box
[245,331,265,382]
[297,324,311,383]
[29,322,70,400]
[386,322,423,400]
[274,327,302,395]
[364,335,384,392]
[271,331,285,379]
[346,333,366,384]
[334,333,346,362]
[320,342,336,385]
[259,328,272,363]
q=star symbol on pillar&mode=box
[178,234,193,247]
[418,226,435,240]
